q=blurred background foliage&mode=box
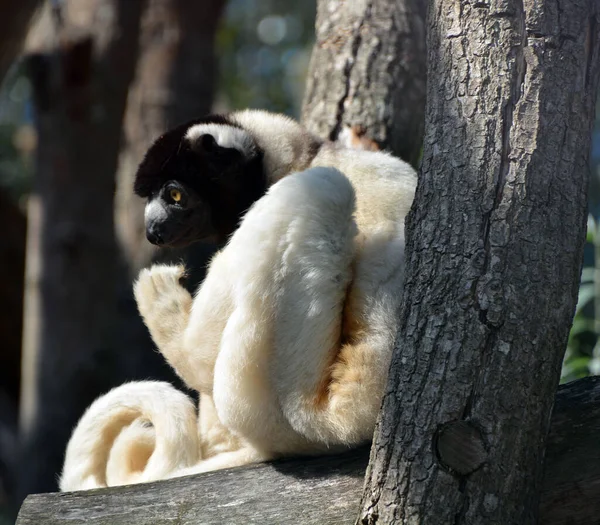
[0,65,34,203]
[0,0,316,204]
[216,0,316,114]
[561,97,600,383]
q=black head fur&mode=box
[134,114,267,243]
[134,114,244,198]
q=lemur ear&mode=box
[194,133,244,174]
[193,133,242,158]
[198,134,218,153]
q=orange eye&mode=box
[170,189,182,203]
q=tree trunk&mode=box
[18,0,226,503]
[358,1,600,524]
[0,0,41,83]
[0,190,26,409]
[17,0,144,501]
[301,0,426,165]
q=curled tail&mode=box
[60,381,198,491]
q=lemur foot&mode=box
[134,265,193,339]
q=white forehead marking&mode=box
[185,124,255,156]
[144,199,168,222]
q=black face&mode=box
[143,180,212,246]
[134,116,267,247]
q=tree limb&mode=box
[301,0,426,165]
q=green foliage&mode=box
[562,215,600,382]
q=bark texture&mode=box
[358,1,600,524]
[301,0,426,165]
[17,0,144,500]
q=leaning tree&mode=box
[356,0,600,523]
[302,0,426,165]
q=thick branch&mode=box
[301,0,426,165]
[15,378,600,525]
[358,1,600,523]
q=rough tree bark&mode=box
[301,0,426,164]
[18,0,144,500]
[358,1,600,524]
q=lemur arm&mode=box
[134,252,233,394]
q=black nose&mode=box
[146,227,164,245]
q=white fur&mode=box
[61,112,417,490]
[185,123,256,157]
[144,198,168,223]
[231,110,320,181]
[59,381,198,491]
[184,112,317,183]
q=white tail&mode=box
[60,381,198,491]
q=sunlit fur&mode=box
[60,381,198,491]
[59,111,417,491]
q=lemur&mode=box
[59,110,417,491]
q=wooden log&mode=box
[16,376,600,525]
[540,376,600,524]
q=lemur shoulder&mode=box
[59,110,417,491]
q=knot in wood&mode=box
[435,420,487,476]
